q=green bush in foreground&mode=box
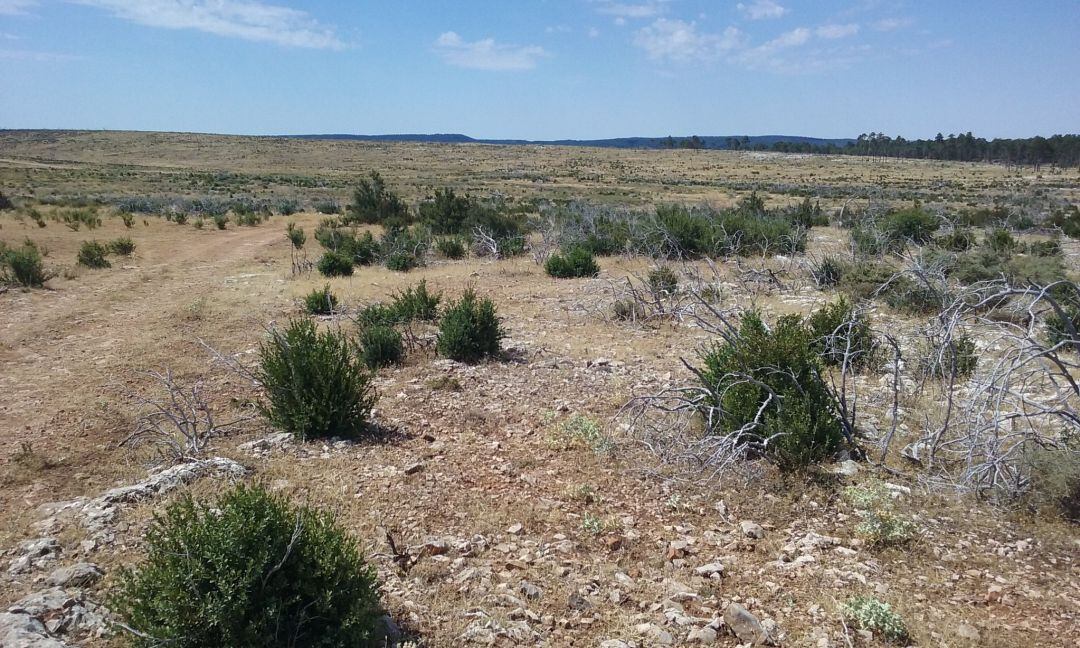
[77,240,111,268]
[435,236,467,259]
[841,596,908,643]
[108,236,136,256]
[545,247,600,278]
[697,312,844,471]
[317,251,354,277]
[806,297,876,369]
[111,484,382,648]
[437,288,504,362]
[303,284,338,315]
[1,241,49,287]
[358,324,404,369]
[259,319,376,440]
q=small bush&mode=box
[385,251,419,272]
[549,414,613,454]
[390,280,441,322]
[108,237,136,256]
[213,214,228,230]
[0,191,14,210]
[844,481,918,547]
[881,275,943,314]
[344,171,409,226]
[841,596,908,643]
[697,312,844,471]
[121,213,135,229]
[258,319,376,440]
[1,242,49,287]
[612,298,646,322]
[838,261,896,301]
[919,334,978,379]
[437,288,504,363]
[1024,446,1080,522]
[77,240,111,268]
[882,206,939,245]
[303,285,338,315]
[1046,302,1080,351]
[647,266,679,295]
[314,199,341,215]
[545,247,600,278]
[285,222,306,249]
[62,208,102,231]
[1028,239,1062,258]
[435,236,467,259]
[985,227,1018,253]
[317,251,354,277]
[809,255,846,288]
[358,325,404,369]
[356,303,398,329]
[111,484,382,648]
[935,227,975,252]
[806,298,876,369]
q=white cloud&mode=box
[816,23,859,39]
[0,48,81,61]
[762,27,810,49]
[588,27,601,38]
[873,17,913,31]
[0,0,37,15]
[633,18,745,62]
[736,0,788,20]
[592,1,669,19]
[433,32,549,71]
[72,0,344,49]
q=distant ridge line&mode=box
[279,133,856,150]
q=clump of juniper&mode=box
[918,333,979,379]
[647,266,679,295]
[437,288,504,363]
[108,237,136,256]
[345,171,410,226]
[258,319,376,441]
[285,222,306,249]
[390,280,441,322]
[809,255,846,288]
[545,247,600,278]
[317,251,354,277]
[110,484,383,648]
[806,297,876,369]
[77,240,111,268]
[358,325,403,369]
[303,284,338,315]
[1,240,50,287]
[696,312,845,471]
[841,596,908,643]
[213,214,228,230]
[435,236,467,259]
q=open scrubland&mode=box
[0,130,1078,647]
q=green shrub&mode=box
[356,303,398,329]
[1028,239,1062,258]
[358,325,403,369]
[0,191,13,210]
[647,266,679,295]
[985,227,1018,253]
[108,236,136,256]
[810,255,846,288]
[344,171,409,226]
[806,297,876,369]
[435,236,467,259]
[61,208,102,231]
[838,261,896,301]
[844,481,918,547]
[111,484,382,648]
[303,285,338,315]
[258,319,376,440]
[1024,445,1080,522]
[437,289,504,362]
[841,596,908,643]
[612,298,645,322]
[1046,302,1080,351]
[77,240,111,268]
[545,247,600,278]
[121,212,135,229]
[1049,205,1080,239]
[317,251,354,277]
[919,334,978,379]
[390,280,441,322]
[882,206,939,245]
[285,222,306,249]
[652,205,719,258]
[696,312,844,471]
[385,251,419,272]
[1,242,48,287]
[881,275,943,314]
[314,199,341,215]
[934,227,975,252]
[213,214,228,230]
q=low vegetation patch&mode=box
[303,284,338,315]
[111,484,383,647]
[77,240,111,268]
[437,288,504,363]
[841,596,908,643]
[545,247,600,278]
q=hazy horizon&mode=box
[1,1,1077,140]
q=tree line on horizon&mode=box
[757,132,1080,168]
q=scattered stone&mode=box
[956,623,981,641]
[404,461,425,475]
[519,580,542,600]
[507,523,523,535]
[724,603,769,645]
[7,537,60,574]
[687,625,718,643]
[0,611,68,648]
[600,641,632,648]
[635,623,674,645]
[830,459,859,477]
[740,521,766,540]
[45,563,103,588]
[986,585,1003,604]
[694,562,725,578]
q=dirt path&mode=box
[0,221,287,469]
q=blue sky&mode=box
[1,0,1077,139]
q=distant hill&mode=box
[283,133,855,150]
